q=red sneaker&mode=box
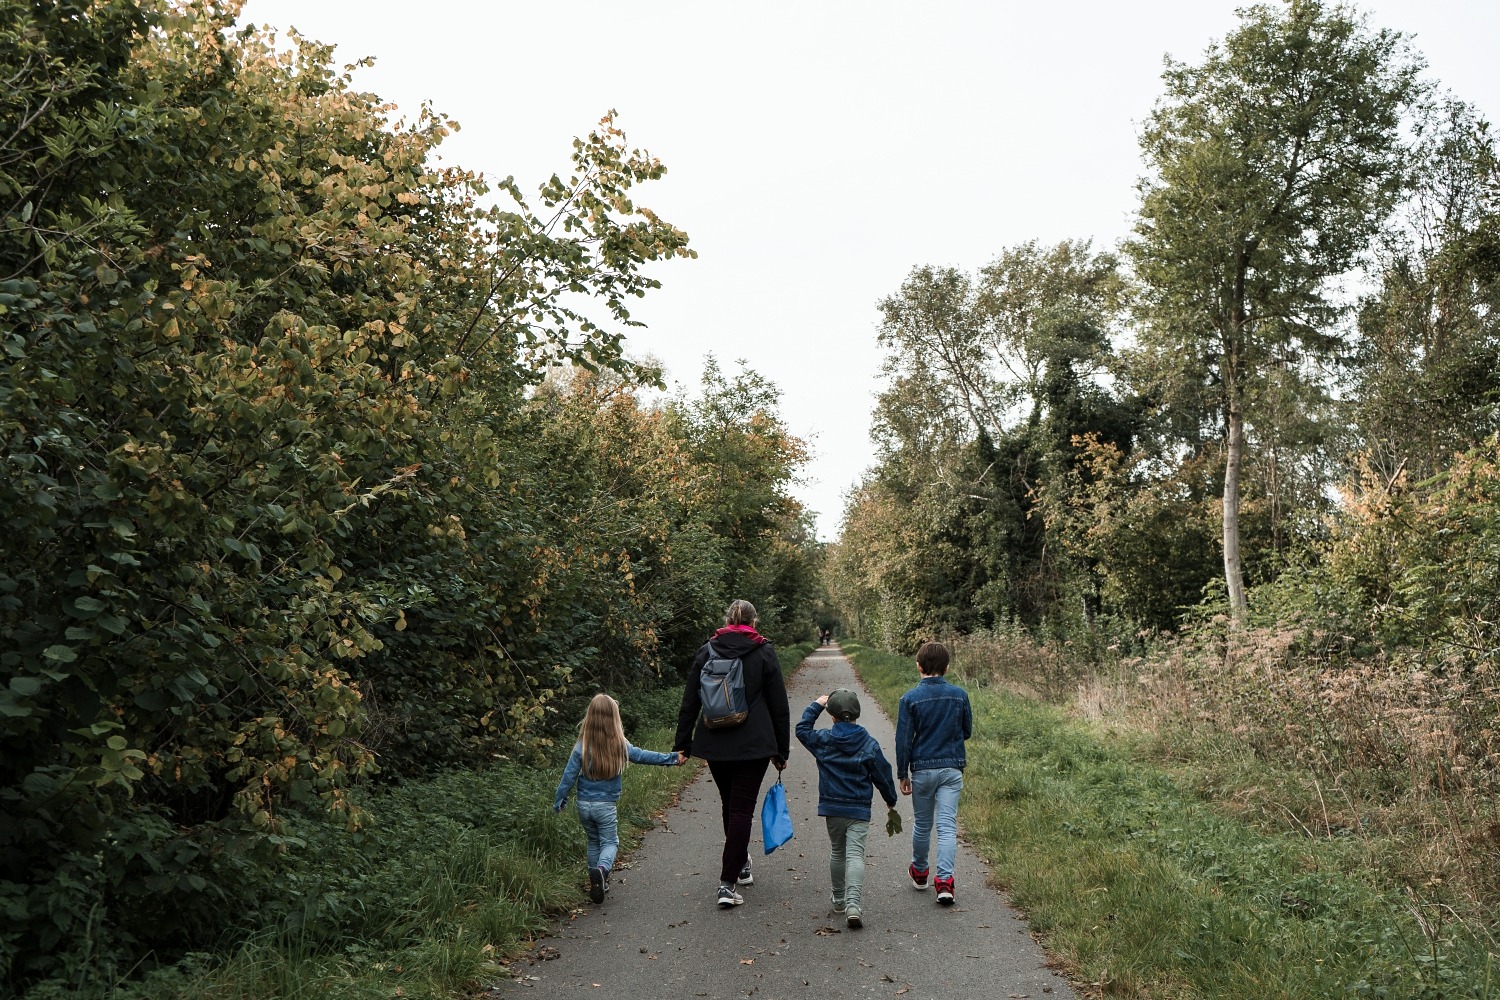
[909,863,929,890]
[934,876,955,905]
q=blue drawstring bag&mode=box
[761,774,794,854]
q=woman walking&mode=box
[674,599,791,908]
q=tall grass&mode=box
[28,689,696,1000]
[26,648,816,1000]
[844,640,1498,999]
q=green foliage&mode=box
[0,3,818,992]
[1324,437,1500,667]
[830,242,1137,650]
[845,641,1500,999]
[87,689,697,1000]
[1352,98,1500,484]
[1127,0,1424,613]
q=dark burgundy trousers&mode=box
[706,757,771,885]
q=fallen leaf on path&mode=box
[740,958,755,965]
[881,973,897,982]
[814,926,841,936]
[895,987,910,996]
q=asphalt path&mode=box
[498,644,1075,1000]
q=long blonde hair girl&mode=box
[579,693,629,780]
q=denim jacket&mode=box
[795,702,898,821]
[895,676,972,780]
[554,741,678,810]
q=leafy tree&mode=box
[1351,99,1500,483]
[0,1,709,986]
[835,242,1134,647]
[1127,0,1423,616]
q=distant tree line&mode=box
[830,1,1500,657]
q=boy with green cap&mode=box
[795,687,900,929]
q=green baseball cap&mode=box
[826,688,861,720]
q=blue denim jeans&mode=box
[576,800,620,872]
[910,767,963,879]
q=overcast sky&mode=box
[239,1,1500,540]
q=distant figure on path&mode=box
[674,599,791,909]
[554,693,684,903]
[795,687,899,929]
[896,640,972,906]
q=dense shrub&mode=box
[0,3,820,990]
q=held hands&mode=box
[675,751,688,765]
[899,778,912,796]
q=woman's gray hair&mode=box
[725,599,757,626]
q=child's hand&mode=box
[815,694,829,706]
[885,807,903,837]
[675,751,687,765]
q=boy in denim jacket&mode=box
[896,641,972,905]
[796,688,898,929]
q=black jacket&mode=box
[674,629,790,762]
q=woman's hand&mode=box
[772,756,787,771]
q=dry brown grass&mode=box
[946,623,1500,919]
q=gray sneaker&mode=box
[845,906,863,929]
[716,884,744,908]
[830,892,846,913]
[736,861,753,886]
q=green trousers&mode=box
[825,816,871,912]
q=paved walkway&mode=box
[500,645,1075,1000]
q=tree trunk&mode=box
[1223,257,1250,621]
[1223,383,1248,619]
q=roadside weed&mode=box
[844,642,1498,999]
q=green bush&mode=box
[0,3,821,992]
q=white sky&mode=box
[239,1,1500,540]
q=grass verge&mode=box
[62,689,693,1000]
[68,643,818,1000]
[842,641,1497,999]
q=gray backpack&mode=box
[698,644,750,729]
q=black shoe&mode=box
[588,866,606,903]
[736,861,753,886]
